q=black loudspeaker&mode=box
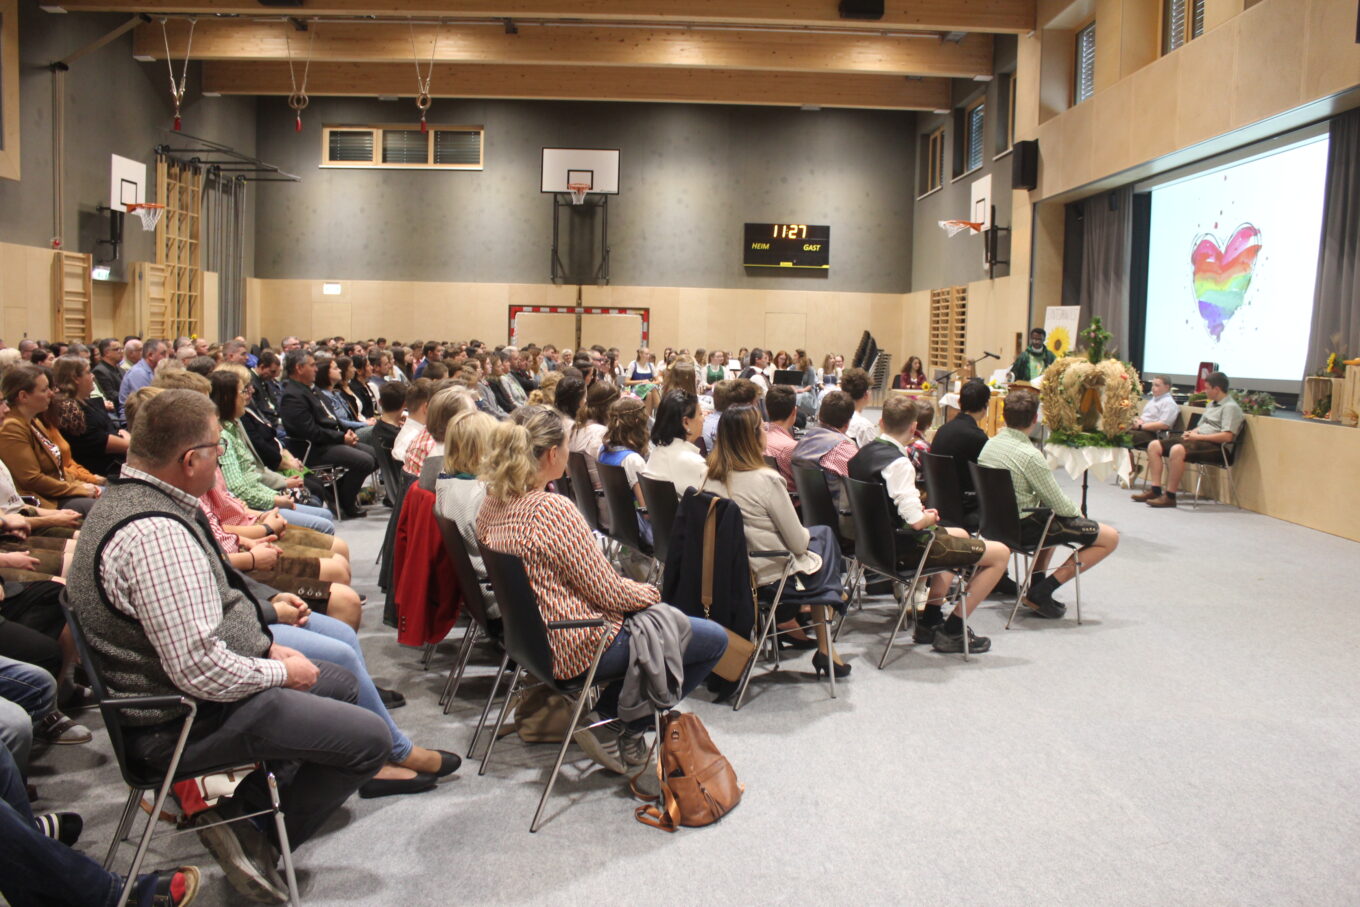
[1012,139,1039,191]
[838,0,884,20]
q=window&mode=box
[1165,0,1206,53]
[919,127,944,196]
[1006,73,1017,151]
[321,125,484,170]
[1074,21,1097,105]
[963,99,985,172]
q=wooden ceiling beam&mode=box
[63,0,1034,35]
[203,61,953,111]
[137,20,993,79]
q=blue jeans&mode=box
[593,613,729,731]
[270,615,412,763]
[280,502,336,534]
[0,657,57,773]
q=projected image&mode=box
[1191,223,1261,340]
[1144,136,1329,385]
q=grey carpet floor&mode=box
[28,474,1360,906]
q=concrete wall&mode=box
[251,97,916,294]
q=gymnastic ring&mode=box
[416,92,433,112]
[288,92,310,112]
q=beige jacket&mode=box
[701,467,821,585]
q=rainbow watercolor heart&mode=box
[1191,224,1261,340]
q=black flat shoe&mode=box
[431,750,462,777]
[377,687,405,709]
[811,651,851,679]
[359,771,438,799]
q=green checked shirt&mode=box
[978,427,1080,518]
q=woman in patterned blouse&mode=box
[477,405,727,772]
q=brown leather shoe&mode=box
[1147,494,1177,508]
[1130,489,1158,502]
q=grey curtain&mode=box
[1305,109,1360,379]
[204,173,248,340]
[1078,186,1133,356]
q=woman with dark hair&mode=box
[701,405,849,677]
[644,390,706,494]
[0,367,103,514]
[314,355,369,431]
[208,368,337,534]
[48,355,128,477]
[893,355,927,390]
[569,379,619,492]
[553,373,586,426]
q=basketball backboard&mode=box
[110,154,147,213]
[541,148,620,195]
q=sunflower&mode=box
[1047,326,1073,357]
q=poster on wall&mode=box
[1043,305,1081,357]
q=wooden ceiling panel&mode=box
[65,0,1034,34]
[204,61,953,111]
[138,20,994,79]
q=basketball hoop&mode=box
[567,183,590,205]
[938,219,985,237]
[126,203,165,232]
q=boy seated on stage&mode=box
[1133,371,1242,509]
[978,390,1120,619]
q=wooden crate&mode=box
[1302,376,1344,421]
[1341,365,1360,428]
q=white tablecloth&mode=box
[1044,443,1132,486]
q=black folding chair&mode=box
[969,463,1083,628]
[284,437,345,517]
[638,475,679,566]
[478,547,658,832]
[843,477,970,665]
[792,464,862,614]
[433,514,505,749]
[921,451,972,530]
[596,461,656,577]
[59,593,300,906]
[566,452,607,537]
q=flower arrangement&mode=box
[1039,323,1140,448]
[920,380,932,391]
[1231,388,1277,416]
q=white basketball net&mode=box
[128,205,164,232]
[568,183,589,205]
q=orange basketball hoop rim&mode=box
[567,183,590,205]
[125,203,165,231]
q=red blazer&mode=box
[392,484,462,647]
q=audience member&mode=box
[91,338,124,416]
[792,390,859,505]
[643,390,706,494]
[477,405,727,773]
[569,380,619,493]
[762,384,798,492]
[279,350,377,519]
[840,366,877,447]
[0,367,104,515]
[392,378,434,465]
[702,378,758,453]
[68,389,389,903]
[979,390,1120,618]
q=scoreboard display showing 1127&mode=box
[743,223,831,269]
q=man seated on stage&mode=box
[1009,327,1056,382]
[762,384,798,492]
[68,390,389,903]
[1133,370,1242,509]
[978,390,1120,618]
[1127,374,1180,479]
[849,396,1008,653]
[839,367,877,448]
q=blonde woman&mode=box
[477,404,727,772]
[701,404,849,678]
[435,410,499,587]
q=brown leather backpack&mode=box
[634,711,743,831]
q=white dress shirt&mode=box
[878,435,926,527]
[848,411,878,448]
[1139,392,1180,428]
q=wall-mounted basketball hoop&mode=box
[125,203,164,232]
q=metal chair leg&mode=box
[420,641,436,671]
[468,652,510,759]
[479,667,523,776]
[266,771,301,907]
[1007,554,1039,629]
[822,605,836,699]
[115,709,197,907]
[1072,550,1083,625]
[440,624,482,712]
[104,789,140,869]
[957,569,970,662]
[732,604,779,711]
[878,573,921,669]
[530,632,611,833]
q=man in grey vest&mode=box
[68,389,388,904]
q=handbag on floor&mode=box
[634,711,743,832]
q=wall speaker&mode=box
[838,0,884,20]
[1012,139,1039,191]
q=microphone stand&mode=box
[933,351,1002,406]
